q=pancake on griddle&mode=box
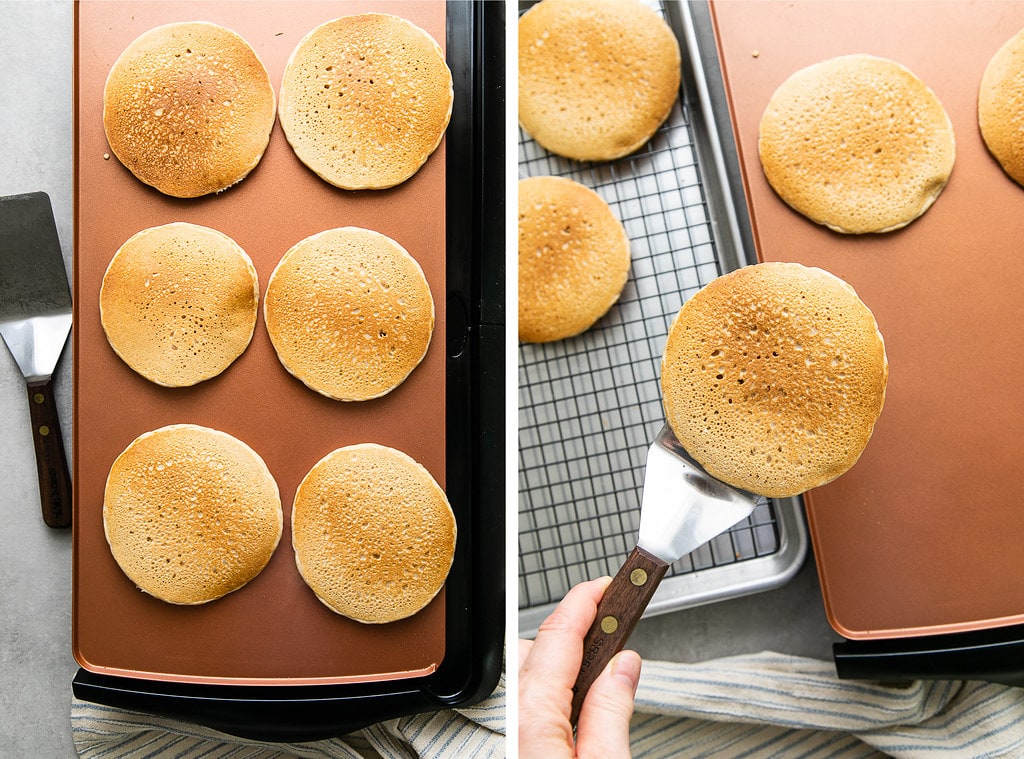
[518,0,681,161]
[291,443,456,624]
[661,262,888,498]
[103,424,282,605]
[518,176,631,343]
[103,21,276,198]
[758,54,955,234]
[278,13,453,189]
[264,227,434,401]
[100,222,259,387]
[979,28,1024,188]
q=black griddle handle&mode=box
[72,670,465,742]
[833,624,1024,687]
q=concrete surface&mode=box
[0,2,78,757]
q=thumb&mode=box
[574,650,641,758]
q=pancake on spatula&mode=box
[103,21,275,198]
[100,222,259,388]
[278,13,453,190]
[518,0,680,161]
[758,54,955,234]
[103,424,282,605]
[264,227,434,401]
[979,28,1024,188]
[518,176,631,343]
[661,262,888,498]
[291,444,456,624]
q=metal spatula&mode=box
[0,192,73,528]
[570,424,760,723]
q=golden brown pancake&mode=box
[99,222,259,388]
[103,21,276,198]
[661,263,888,498]
[264,227,434,401]
[291,443,456,624]
[519,176,631,343]
[758,54,955,234]
[518,0,681,161]
[103,424,282,605]
[979,29,1024,188]
[278,13,453,190]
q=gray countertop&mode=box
[0,2,838,755]
[1,2,78,756]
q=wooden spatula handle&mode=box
[570,546,669,725]
[26,378,72,528]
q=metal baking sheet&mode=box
[73,1,450,685]
[710,0,1024,639]
[517,0,807,637]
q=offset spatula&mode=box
[0,192,73,528]
[570,424,760,723]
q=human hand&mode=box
[519,577,641,758]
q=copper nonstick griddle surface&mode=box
[711,1,1024,640]
[73,1,448,684]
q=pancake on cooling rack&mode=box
[518,175,631,343]
[518,0,681,161]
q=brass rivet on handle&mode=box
[629,568,649,586]
[33,393,44,404]
[39,425,50,437]
[600,615,619,634]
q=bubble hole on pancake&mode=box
[102,21,276,198]
[102,424,283,605]
[661,262,888,498]
[99,222,259,388]
[291,443,456,624]
[278,13,453,190]
[758,54,955,234]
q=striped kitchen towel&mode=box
[72,653,1024,758]
[630,652,1024,758]
[71,670,506,759]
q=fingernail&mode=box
[611,651,641,694]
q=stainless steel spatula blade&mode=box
[638,425,760,563]
[569,424,760,723]
[0,192,73,528]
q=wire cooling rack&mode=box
[518,1,807,636]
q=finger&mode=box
[575,649,641,759]
[518,638,533,669]
[519,578,613,758]
[520,577,612,689]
